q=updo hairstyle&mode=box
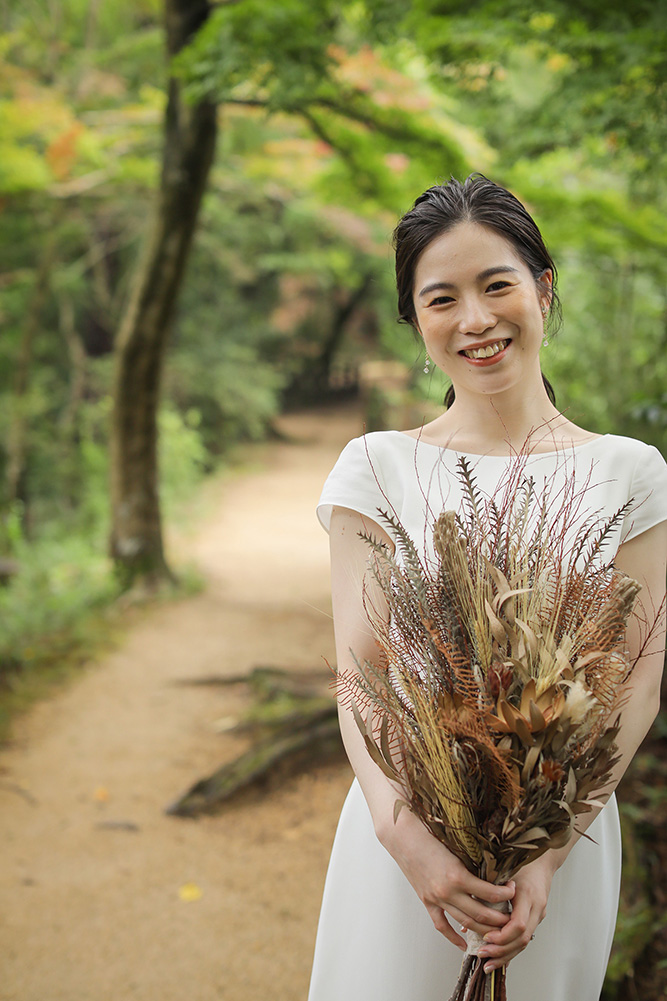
[393,174,560,407]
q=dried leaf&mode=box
[583,798,608,810]
[513,826,549,844]
[515,618,539,657]
[528,700,546,732]
[393,799,409,824]
[499,699,518,729]
[484,598,507,646]
[494,587,532,617]
[514,714,535,748]
[364,734,398,781]
[521,743,542,781]
[547,826,573,849]
[380,716,394,770]
[520,680,537,717]
[179,883,202,902]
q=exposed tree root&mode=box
[166,667,343,817]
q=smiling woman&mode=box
[396,175,559,417]
[307,175,667,1001]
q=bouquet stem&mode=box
[448,900,509,1001]
[448,958,507,1001]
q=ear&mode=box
[537,269,553,312]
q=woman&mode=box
[308,175,667,1001]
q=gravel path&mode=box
[0,407,360,1001]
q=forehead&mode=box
[413,221,527,286]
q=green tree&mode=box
[392,1,667,448]
[109,0,217,587]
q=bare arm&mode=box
[329,506,514,951]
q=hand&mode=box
[476,854,556,971]
[379,807,515,951]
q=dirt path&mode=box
[0,406,362,1001]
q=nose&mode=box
[457,296,496,335]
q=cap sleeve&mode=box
[317,435,390,534]
[621,444,667,543]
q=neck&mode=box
[439,383,564,452]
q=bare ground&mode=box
[0,406,361,1001]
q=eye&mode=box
[427,295,454,307]
[486,280,512,292]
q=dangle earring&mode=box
[423,352,430,375]
[542,306,549,347]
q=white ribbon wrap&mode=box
[464,898,511,957]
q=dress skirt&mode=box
[307,779,621,1001]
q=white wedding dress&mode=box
[308,431,667,1001]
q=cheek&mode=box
[507,293,543,331]
[416,307,454,335]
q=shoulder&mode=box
[317,431,404,534]
[596,435,667,487]
[337,429,403,458]
[597,434,665,464]
[598,436,667,543]
[327,430,411,482]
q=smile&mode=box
[461,339,510,360]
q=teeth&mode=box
[463,339,508,360]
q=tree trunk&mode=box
[6,223,59,522]
[318,272,373,380]
[58,292,87,436]
[109,0,217,588]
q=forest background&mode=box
[1,1,666,997]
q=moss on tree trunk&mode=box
[110,0,217,588]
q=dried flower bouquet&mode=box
[341,456,649,1001]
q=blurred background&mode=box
[0,2,665,999]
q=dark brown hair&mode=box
[393,174,560,407]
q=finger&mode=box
[435,901,506,941]
[479,931,532,963]
[462,874,515,905]
[453,913,508,938]
[484,896,532,947]
[480,933,534,972]
[426,904,466,950]
[437,903,484,938]
[448,895,512,933]
[480,930,531,966]
[478,911,535,968]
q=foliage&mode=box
[0,513,117,740]
[0,1,665,993]
[602,723,667,999]
[0,6,662,610]
[382,2,667,450]
[409,1,667,188]
[0,0,441,696]
[176,0,484,212]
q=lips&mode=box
[461,338,510,360]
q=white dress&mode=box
[309,431,667,1001]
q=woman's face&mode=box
[412,221,551,400]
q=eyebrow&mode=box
[418,266,520,299]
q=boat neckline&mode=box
[390,429,608,459]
